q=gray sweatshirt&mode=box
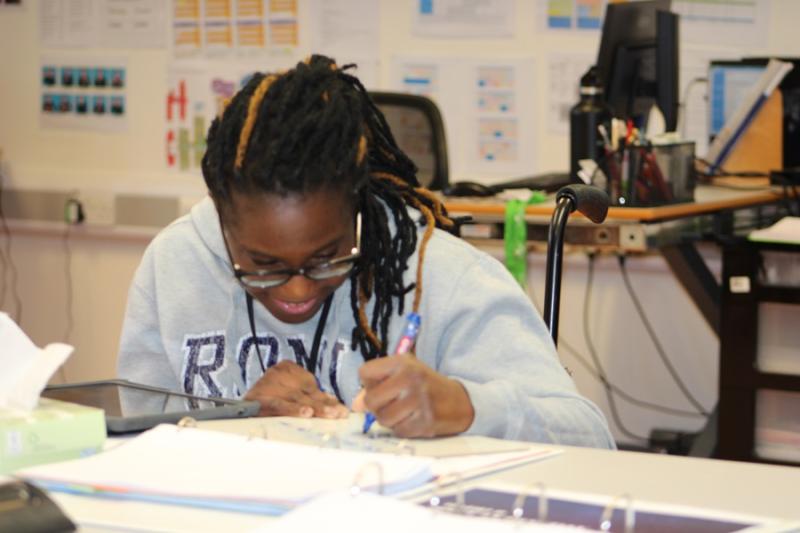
[118,196,614,448]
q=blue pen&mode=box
[362,312,421,434]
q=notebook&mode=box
[18,424,435,515]
[263,490,596,532]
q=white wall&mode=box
[1,0,796,447]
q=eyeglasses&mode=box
[223,212,361,290]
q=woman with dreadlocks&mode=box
[117,55,612,447]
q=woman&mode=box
[118,55,613,447]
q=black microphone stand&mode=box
[543,184,610,346]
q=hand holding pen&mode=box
[352,312,475,438]
[362,313,421,433]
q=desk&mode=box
[48,417,800,532]
[445,185,792,458]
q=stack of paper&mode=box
[749,216,800,245]
[19,424,435,515]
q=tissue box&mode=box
[1,398,106,474]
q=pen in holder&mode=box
[598,141,696,207]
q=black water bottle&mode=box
[569,66,612,186]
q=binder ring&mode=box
[512,482,547,522]
[599,493,635,533]
[428,472,465,514]
[176,416,197,429]
[350,462,385,496]
[393,439,416,456]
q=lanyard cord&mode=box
[246,292,334,376]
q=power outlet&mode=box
[77,190,115,225]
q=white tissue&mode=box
[0,313,73,411]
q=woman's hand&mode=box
[244,360,348,419]
[352,354,475,438]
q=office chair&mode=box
[544,185,610,346]
[369,92,449,190]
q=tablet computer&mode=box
[42,379,261,434]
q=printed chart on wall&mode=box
[539,0,604,31]
[165,65,254,173]
[673,0,768,47]
[538,0,768,46]
[412,0,515,38]
[40,0,167,48]
[547,52,594,135]
[392,56,537,183]
[305,0,380,89]
[40,58,128,132]
[172,0,301,59]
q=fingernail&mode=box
[300,406,313,418]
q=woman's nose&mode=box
[276,273,318,301]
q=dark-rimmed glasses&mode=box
[221,212,361,290]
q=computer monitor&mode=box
[595,0,679,131]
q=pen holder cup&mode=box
[650,141,697,205]
[603,141,696,207]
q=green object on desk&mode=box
[0,398,106,474]
[504,191,547,287]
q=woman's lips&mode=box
[273,297,317,316]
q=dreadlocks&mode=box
[202,54,455,361]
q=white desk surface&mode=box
[49,416,800,532]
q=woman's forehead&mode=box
[226,188,354,249]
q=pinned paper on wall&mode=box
[674,0,769,47]
[40,57,128,132]
[166,62,297,173]
[172,0,300,59]
[547,52,594,135]
[40,0,167,48]
[412,0,514,38]
[392,56,537,183]
[539,0,604,31]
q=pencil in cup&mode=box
[362,312,422,434]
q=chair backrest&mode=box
[369,92,449,190]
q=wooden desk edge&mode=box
[444,188,787,223]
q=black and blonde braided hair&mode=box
[201,54,455,361]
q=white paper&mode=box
[749,217,800,245]
[413,0,514,38]
[171,0,301,59]
[40,0,97,48]
[673,0,769,47]
[265,490,596,532]
[20,424,435,504]
[391,55,537,183]
[40,0,166,48]
[547,52,595,135]
[538,0,605,32]
[0,313,72,411]
[308,0,379,59]
[98,0,167,48]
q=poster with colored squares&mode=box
[40,59,128,132]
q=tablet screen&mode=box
[42,382,231,417]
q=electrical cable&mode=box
[0,160,22,324]
[678,76,708,140]
[60,222,74,384]
[583,253,651,444]
[527,284,706,418]
[617,254,710,416]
